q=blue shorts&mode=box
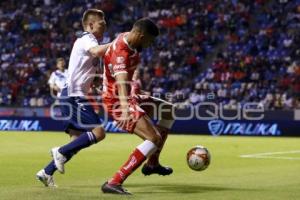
[59,87,102,133]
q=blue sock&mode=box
[43,152,78,176]
[44,160,56,176]
[58,131,97,159]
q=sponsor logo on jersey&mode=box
[113,64,126,72]
[116,56,125,64]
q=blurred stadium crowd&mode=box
[0,0,300,109]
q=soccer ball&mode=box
[187,145,211,171]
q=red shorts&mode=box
[102,97,145,133]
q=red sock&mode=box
[108,148,146,185]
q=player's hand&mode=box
[54,85,61,92]
[137,94,150,100]
[138,90,151,100]
[130,81,141,96]
[131,90,150,102]
[116,105,133,129]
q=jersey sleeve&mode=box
[82,34,99,52]
[109,50,129,77]
[48,72,55,85]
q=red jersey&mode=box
[103,32,140,99]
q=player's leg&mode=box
[140,98,175,175]
[37,126,105,186]
[44,130,81,174]
[51,96,105,173]
[102,115,161,194]
[141,124,173,175]
[36,129,81,187]
[36,91,79,186]
[37,95,105,187]
[52,125,105,174]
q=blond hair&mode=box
[82,9,104,30]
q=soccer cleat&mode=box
[36,169,57,187]
[141,164,173,176]
[101,181,132,195]
[51,147,67,174]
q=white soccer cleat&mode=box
[36,169,57,187]
[51,147,67,174]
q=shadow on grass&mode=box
[125,183,256,194]
[69,182,258,195]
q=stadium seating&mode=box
[0,0,299,109]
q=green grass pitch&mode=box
[0,131,300,200]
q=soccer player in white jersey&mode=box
[36,9,110,187]
[48,58,67,97]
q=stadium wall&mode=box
[0,108,299,137]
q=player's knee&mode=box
[92,127,106,142]
[94,131,106,142]
[68,129,81,140]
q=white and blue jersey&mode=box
[59,32,102,133]
[67,32,100,96]
[48,69,68,97]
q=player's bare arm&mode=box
[50,84,61,92]
[131,66,150,98]
[115,72,132,122]
[89,43,111,57]
[132,65,140,81]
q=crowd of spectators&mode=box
[0,0,299,110]
[186,0,300,110]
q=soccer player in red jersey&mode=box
[101,18,174,194]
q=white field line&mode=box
[240,150,300,160]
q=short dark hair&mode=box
[82,9,104,29]
[133,18,159,37]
